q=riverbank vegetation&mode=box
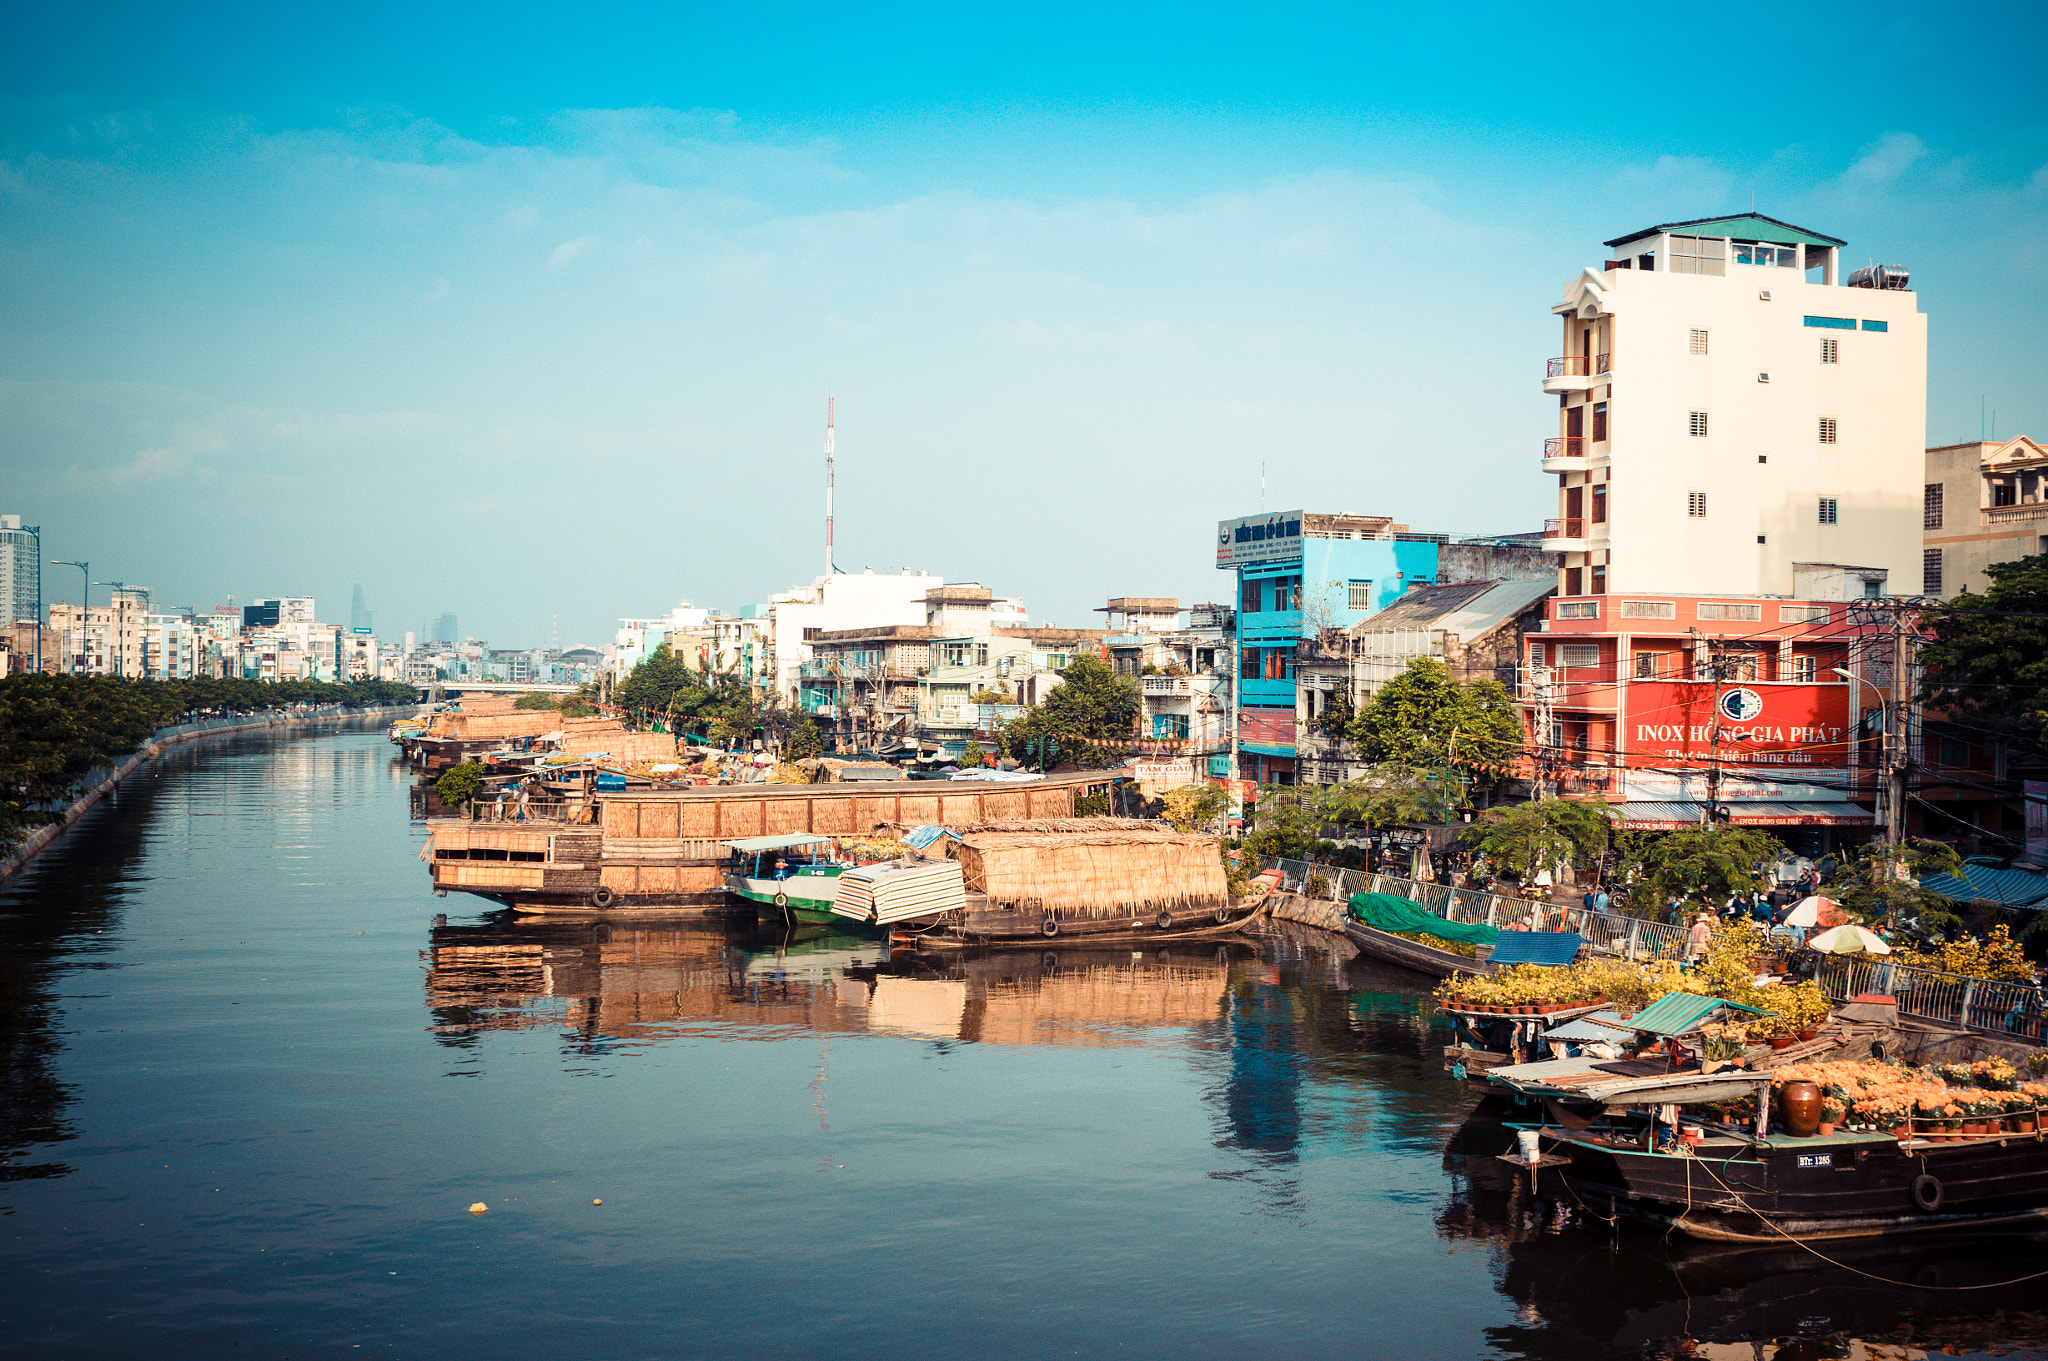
[0,673,417,853]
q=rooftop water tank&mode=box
[1847,263,1911,290]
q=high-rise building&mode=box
[1540,215,1925,598]
[350,584,373,633]
[432,613,458,644]
[0,515,39,625]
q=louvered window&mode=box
[1819,417,1838,444]
[1924,483,1943,529]
[1818,498,1838,525]
[1690,329,1709,354]
[1820,337,1838,364]
[1687,491,1708,518]
[1924,549,1943,596]
[1689,411,1709,437]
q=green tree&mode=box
[1348,657,1521,777]
[1239,782,1335,860]
[1823,837,1962,938]
[783,719,826,763]
[1464,797,1615,881]
[1919,556,2048,755]
[1324,761,1452,827]
[1001,655,1139,769]
[434,761,486,809]
[1615,825,1785,916]
[513,693,559,710]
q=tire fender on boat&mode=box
[590,886,615,908]
[774,892,790,908]
[1213,905,1230,924]
[1040,917,1059,937]
[1156,910,1174,930]
[1912,1174,1943,1212]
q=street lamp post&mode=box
[51,560,87,675]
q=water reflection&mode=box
[423,915,1255,1053]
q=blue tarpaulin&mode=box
[1486,932,1584,967]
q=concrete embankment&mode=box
[0,704,427,883]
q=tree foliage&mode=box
[1463,797,1616,881]
[1347,658,1520,777]
[614,644,800,751]
[1615,825,1786,915]
[434,761,486,808]
[1823,837,1962,938]
[1000,655,1138,768]
[1161,783,1229,832]
[1918,556,2048,755]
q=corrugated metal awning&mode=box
[1613,800,1875,830]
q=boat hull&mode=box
[1342,920,1496,978]
[1549,1130,2048,1242]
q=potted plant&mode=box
[1817,1102,1844,1137]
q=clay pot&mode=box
[1964,1123,1985,1137]
[1768,1036,1796,1050]
[1817,1122,1837,1137]
[1892,1126,1912,1141]
[1796,1028,1819,1042]
[1778,1080,1823,1138]
[2016,1119,2037,1133]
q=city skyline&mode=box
[3,1,2044,643]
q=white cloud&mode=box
[1843,132,1926,186]
[548,235,597,271]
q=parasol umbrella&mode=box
[1783,895,1846,929]
[1807,922,1891,955]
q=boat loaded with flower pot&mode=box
[1483,1040,2048,1241]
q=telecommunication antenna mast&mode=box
[824,397,837,576]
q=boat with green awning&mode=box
[721,834,870,930]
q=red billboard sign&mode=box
[1624,681,1853,769]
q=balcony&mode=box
[1542,436,1591,473]
[1141,675,1192,696]
[1542,353,1612,394]
[1985,502,2048,526]
[1542,517,1588,551]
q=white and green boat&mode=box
[722,834,863,929]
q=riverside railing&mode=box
[1810,954,2047,1042]
[1257,857,1692,962]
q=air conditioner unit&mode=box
[1759,289,1773,301]
[1758,371,1772,383]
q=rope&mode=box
[1684,1154,2048,1290]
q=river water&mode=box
[2,728,2046,1359]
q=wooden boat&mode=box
[1485,1057,2048,1241]
[423,770,1119,915]
[1343,919,1496,978]
[899,819,1254,943]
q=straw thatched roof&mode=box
[951,825,1226,914]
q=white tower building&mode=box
[1539,214,1926,598]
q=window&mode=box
[1689,410,1709,438]
[1861,319,1888,333]
[802,627,822,641]
[1939,737,1970,768]
[1529,643,1546,665]
[1241,579,1262,613]
[1734,240,1798,268]
[1994,481,2017,508]
[1240,649,1259,680]
[1804,315,1855,330]
[1818,497,1838,525]
[1688,491,1708,518]
[1348,580,1373,611]
[1591,484,1607,523]
[1556,643,1598,670]
[976,643,988,667]
[1924,483,1944,529]
[1634,651,1664,679]
[1862,577,1883,598]
[1621,600,1677,619]
[1590,564,1606,594]
[1690,328,1710,354]
[1924,548,1944,595]
[1669,235,1725,275]
[1697,602,1762,621]
[1820,337,1838,364]
[1592,402,1608,442]
[1555,601,1598,619]
[1780,605,1829,623]
[1565,567,1582,595]
[1818,417,1838,444]
[1792,654,1817,683]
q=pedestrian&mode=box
[1685,912,1713,966]
[1593,888,1611,915]
[1582,888,1597,913]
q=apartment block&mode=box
[1922,436,2048,598]
[1543,214,1925,598]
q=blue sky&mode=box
[4,1,2044,646]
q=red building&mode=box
[1521,588,1880,853]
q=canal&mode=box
[2,729,2045,1358]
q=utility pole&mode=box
[1887,610,1908,852]
[823,397,837,577]
[1697,627,1727,827]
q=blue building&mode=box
[1218,511,1551,783]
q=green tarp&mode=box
[1347,892,1499,945]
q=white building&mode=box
[1541,214,1926,598]
[760,569,942,700]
